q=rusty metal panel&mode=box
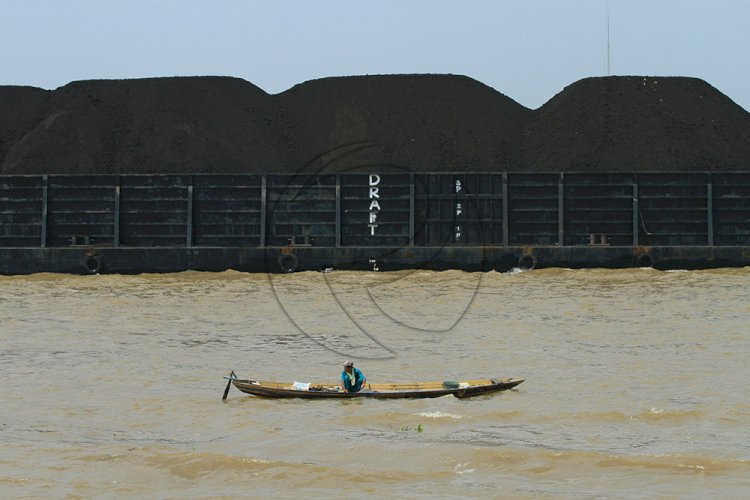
[46,175,117,247]
[192,174,262,247]
[119,174,189,247]
[341,173,410,247]
[414,173,503,246]
[507,173,559,245]
[713,173,750,245]
[0,176,44,247]
[266,174,336,247]
[563,173,635,246]
[638,173,710,246]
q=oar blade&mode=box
[222,370,236,400]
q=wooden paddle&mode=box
[222,370,237,400]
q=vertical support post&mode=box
[632,181,639,246]
[114,179,121,248]
[186,181,193,248]
[558,173,564,246]
[260,175,267,248]
[409,173,415,247]
[41,175,48,248]
[502,173,509,247]
[335,174,341,247]
[707,176,714,246]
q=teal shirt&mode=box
[341,367,365,392]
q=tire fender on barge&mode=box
[278,252,299,273]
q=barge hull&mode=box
[2,172,750,273]
[1,246,749,275]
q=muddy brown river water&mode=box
[1,268,749,497]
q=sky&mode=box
[2,0,749,111]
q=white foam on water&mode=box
[454,462,475,475]
[415,411,463,419]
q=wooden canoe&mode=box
[224,375,524,399]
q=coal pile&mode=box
[0,86,49,171]
[1,77,284,174]
[278,74,531,173]
[522,76,750,172]
[1,74,749,175]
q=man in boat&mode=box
[341,360,366,393]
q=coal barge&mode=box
[1,171,749,275]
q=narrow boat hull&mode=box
[229,377,524,399]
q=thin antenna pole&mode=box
[606,1,611,76]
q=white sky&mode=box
[2,0,749,111]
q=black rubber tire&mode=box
[278,253,299,273]
[84,255,101,274]
[635,254,653,268]
[517,254,537,270]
